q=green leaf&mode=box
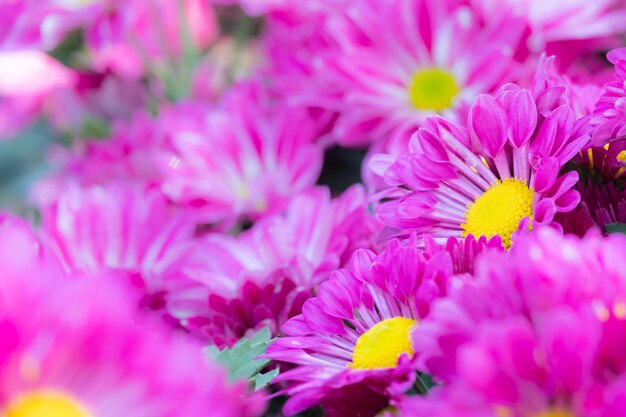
[48,30,84,66]
[80,117,111,139]
[606,223,626,235]
[206,327,279,390]
[252,368,279,390]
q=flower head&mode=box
[470,0,626,52]
[162,82,324,226]
[373,57,589,248]
[39,184,197,312]
[167,186,380,348]
[413,228,626,406]
[0,51,76,138]
[591,48,626,146]
[265,237,452,415]
[84,0,218,79]
[300,0,521,148]
[34,111,166,203]
[0,214,264,417]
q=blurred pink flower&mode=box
[294,0,522,148]
[0,1,100,51]
[34,111,166,203]
[372,57,589,248]
[161,82,324,226]
[45,70,148,134]
[471,0,626,52]
[590,48,626,146]
[408,228,626,417]
[39,184,198,313]
[0,50,76,138]
[85,0,218,79]
[0,216,264,417]
[167,185,380,348]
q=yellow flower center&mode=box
[349,317,417,370]
[408,68,459,111]
[5,391,91,417]
[534,410,575,417]
[462,178,534,248]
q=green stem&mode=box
[413,374,429,395]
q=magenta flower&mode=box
[264,237,452,415]
[84,0,218,79]
[167,186,380,348]
[392,311,602,417]
[0,50,76,138]
[307,0,520,148]
[0,214,264,417]
[0,1,99,51]
[422,234,504,276]
[591,48,626,146]
[373,57,589,248]
[471,0,626,53]
[574,181,626,232]
[162,82,324,226]
[414,228,626,385]
[39,184,198,312]
[575,140,626,184]
[409,228,626,417]
[34,111,165,202]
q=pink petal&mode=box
[469,94,508,158]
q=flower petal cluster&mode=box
[162,82,325,226]
[167,186,379,348]
[407,229,626,416]
[0,215,264,417]
[373,57,589,247]
[265,237,453,415]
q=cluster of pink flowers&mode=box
[2,0,626,416]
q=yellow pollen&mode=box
[533,410,575,417]
[5,391,91,417]
[587,148,594,167]
[462,178,534,249]
[617,150,626,162]
[349,317,417,370]
[408,68,459,111]
[614,302,626,320]
[593,301,611,322]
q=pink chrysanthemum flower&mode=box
[407,228,626,417]
[0,1,100,51]
[373,58,589,248]
[414,228,626,383]
[470,0,626,53]
[591,48,626,146]
[167,186,380,348]
[162,82,324,226]
[0,214,264,417]
[34,111,165,203]
[582,181,626,231]
[564,181,626,234]
[0,50,76,138]
[39,184,197,311]
[264,238,452,416]
[310,0,520,148]
[422,234,504,276]
[575,140,626,181]
[84,0,218,79]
